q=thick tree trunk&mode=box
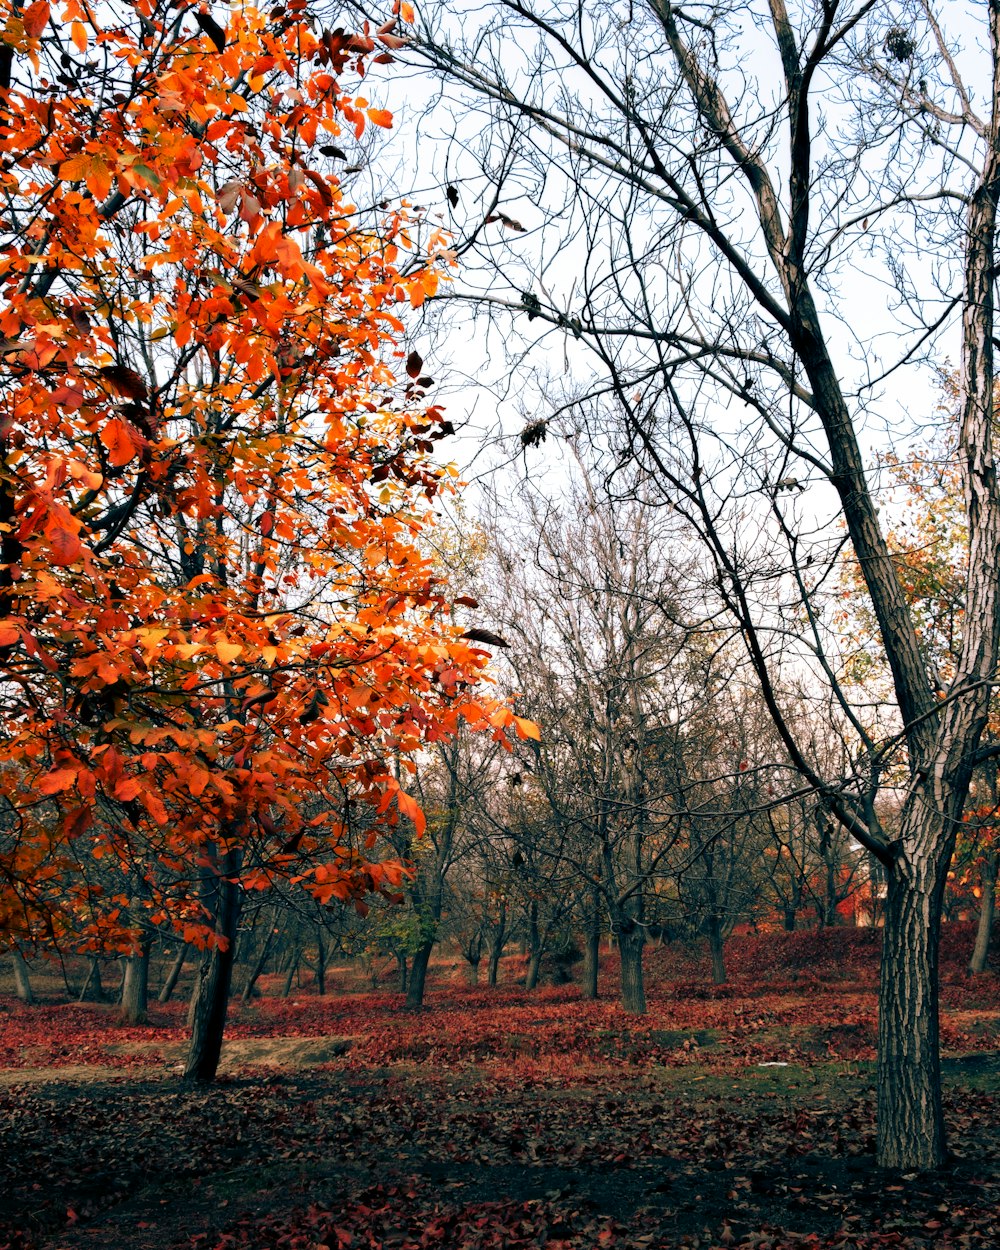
[158,944,188,1004]
[467,958,481,986]
[582,929,600,1000]
[184,847,243,1083]
[706,916,727,985]
[406,940,433,1008]
[120,940,151,1024]
[782,906,796,932]
[618,925,646,1014]
[11,946,34,1004]
[969,850,998,974]
[524,948,542,991]
[395,950,408,993]
[876,860,949,1170]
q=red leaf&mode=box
[405,350,422,378]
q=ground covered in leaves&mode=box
[1,928,999,1250]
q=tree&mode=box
[388,0,1000,1168]
[0,0,527,1080]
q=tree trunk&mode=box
[618,925,646,1014]
[314,926,326,996]
[395,950,408,992]
[524,948,542,991]
[281,952,298,998]
[11,946,34,1004]
[406,940,432,1008]
[467,958,480,986]
[120,940,151,1024]
[876,862,948,1170]
[486,941,501,988]
[582,923,600,1000]
[78,957,104,1002]
[241,928,275,1003]
[706,916,727,985]
[969,850,998,974]
[184,847,243,1083]
[783,906,796,932]
[158,944,188,1004]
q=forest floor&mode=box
[1,927,999,1250]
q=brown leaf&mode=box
[405,349,422,379]
[99,365,149,401]
[460,628,510,648]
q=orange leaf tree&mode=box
[0,0,525,1074]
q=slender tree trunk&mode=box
[969,850,998,974]
[467,958,481,986]
[314,927,326,996]
[395,950,408,993]
[281,951,299,998]
[78,957,103,1003]
[486,938,501,987]
[121,940,151,1024]
[11,946,34,1005]
[185,846,243,1083]
[524,948,542,991]
[706,916,727,985]
[158,944,188,1004]
[582,918,600,1000]
[618,925,646,1014]
[783,906,796,932]
[406,940,432,1008]
[241,927,276,1003]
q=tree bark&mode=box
[158,943,188,1004]
[969,850,998,974]
[706,916,727,985]
[618,925,646,1014]
[876,860,949,1170]
[78,957,104,1002]
[582,924,600,1000]
[281,951,298,998]
[11,945,34,1004]
[120,940,151,1024]
[406,939,432,1008]
[395,950,408,992]
[184,846,243,1083]
[313,926,327,996]
[782,907,796,932]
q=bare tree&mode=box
[358,0,1000,1169]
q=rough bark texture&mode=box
[120,941,151,1024]
[158,944,188,1004]
[877,859,948,1170]
[969,851,998,975]
[618,926,646,1015]
[184,847,243,1083]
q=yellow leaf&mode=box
[215,637,243,664]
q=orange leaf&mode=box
[100,418,137,467]
[48,525,82,566]
[21,0,50,37]
[513,715,541,741]
[366,108,393,129]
